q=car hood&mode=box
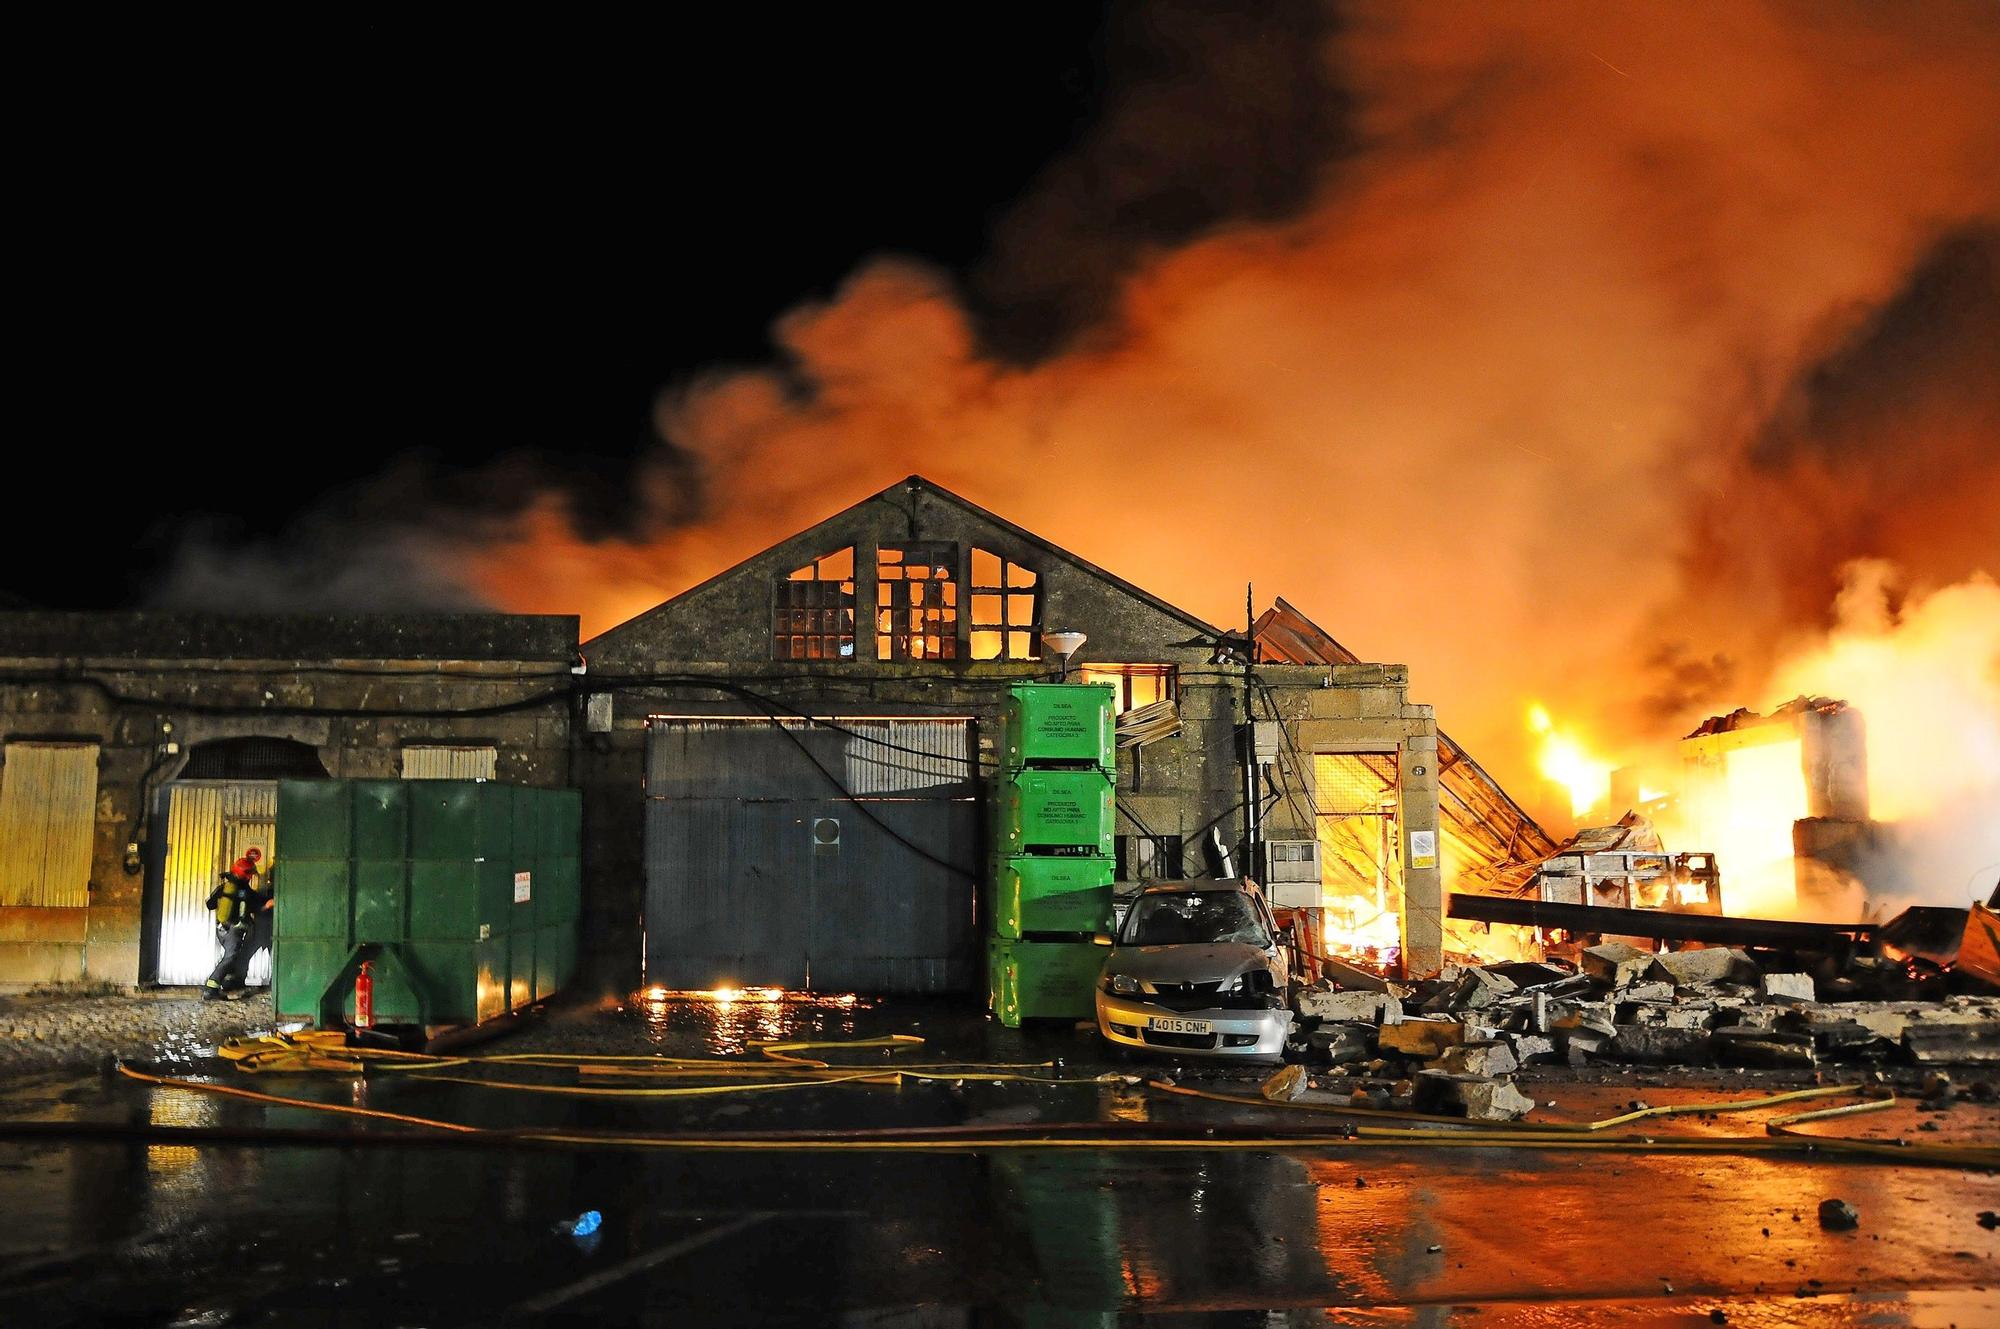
[1104,941,1275,986]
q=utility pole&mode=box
[1242,582,1260,880]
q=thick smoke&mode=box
[156,2,2000,846]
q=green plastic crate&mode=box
[990,856,1114,939]
[1002,683,1115,772]
[995,770,1114,855]
[988,936,1107,1026]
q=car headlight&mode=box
[1105,974,1140,996]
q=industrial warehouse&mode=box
[0,477,1551,1011]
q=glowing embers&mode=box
[1527,703,1613,820]
[877,543,959,660]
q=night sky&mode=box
[13,9,1115,608]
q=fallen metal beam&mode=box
[1448,893,1876,948]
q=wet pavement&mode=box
[0,992,1994,1326]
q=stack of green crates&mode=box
[273,779,582,1030]
[988,682,1116,1026]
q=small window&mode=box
[1078,664,1177,714]
[969,547,1040,660]
[773,547,856,662]
[876,543,958,661]
[402,746,498,780]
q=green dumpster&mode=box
[272,779,581,1032]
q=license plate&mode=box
[1151,1017,1212,1035]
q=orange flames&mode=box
[441,6,1997,890]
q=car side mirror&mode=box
[1092,933,1114,947]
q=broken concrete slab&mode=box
[1414,1069,1536,1121]
[1486,962,1578,991]
[1318,956,1392,993]
[1646,947,1754,987]
[1297,988,1397,1023]
[1377,1018,1466,1059]
[1623,980,1676,1003]
[1713,1026,1817,1069]
[1434,1041,1519,1077]
[1503,1032,1557,1065]
[1760,972,1816,1002]
[1610,1025,1715,1064]
[1422,967,1518,1014]
[1581,942,1653,988]
[1903,1020,2000,1064]
[1306,1025,1373,1065]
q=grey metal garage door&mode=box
[644,717,979,993]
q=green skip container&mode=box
[990,855,1114,939]
[987,936,1107,1026]
[1001,682,1115,772]
[995,769,1114,856]
[273,779,581,1034]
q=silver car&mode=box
[1095,880,1292,1059]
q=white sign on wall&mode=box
[513,871,532,904]
[1409,830,1438,870]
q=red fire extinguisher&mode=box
[354,960,374,1031]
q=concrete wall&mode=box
[0,613,577,986]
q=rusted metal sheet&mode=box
[157,781,276,986]
[400,745,498,780]
[0,742,99,909]
[644,717,978,993]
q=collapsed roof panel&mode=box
[1255,596,1557,895]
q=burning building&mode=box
[0,478,1558,992]
[1680,697,1873,918]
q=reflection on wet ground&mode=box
[0,995,1994,1326]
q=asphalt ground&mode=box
[0,991,1993,1327]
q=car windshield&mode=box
[1122,891,1271,947]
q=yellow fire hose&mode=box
[112,1032,2000,1168]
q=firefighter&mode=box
[202,847,270,999]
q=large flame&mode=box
[1527,703,1613,822]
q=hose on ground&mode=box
[103,1060,2000,1168]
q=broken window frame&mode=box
[772,546,857,662]
[1077,663,1178,715]
[875,542,960,662]
[968,547,1041,661]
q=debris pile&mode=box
[1286,945,2000,1122]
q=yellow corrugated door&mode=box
[401,746,498,780]
[0,742,99,908]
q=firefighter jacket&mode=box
[207,873,269,930]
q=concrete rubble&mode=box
[1288,943,2000,1121]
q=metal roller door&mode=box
[644,717,978,993]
